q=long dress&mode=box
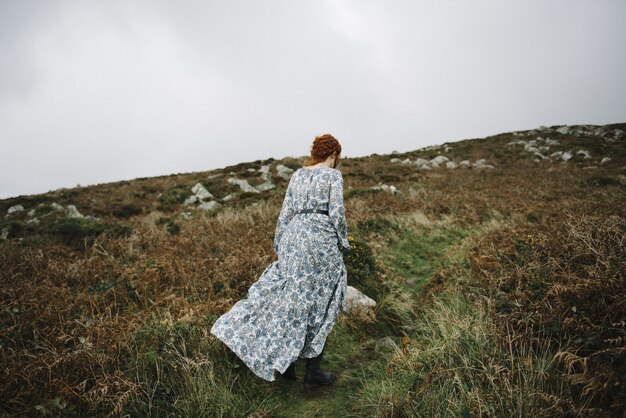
[209,165,351,382]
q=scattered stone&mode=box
[7,205,24,215]
[198,201,220,210]
[582,166,597,170]
[179,211,192,220]
[27,209,36,217]
[545,138,560,146]
[183,195,198,207]
[414,158,430,169]
[576,149,591,159]
[259,165,272,180]
[556,126,571,135]
[1,227,8,240]
[207,173,221,179]
[444,145,452,152]
[343,285,376,313]
[371,183,400,194]
[276,164,294,180]
[228,178,260,193]
[390,158,401,163]
[26,218,40,225]
[65,205,85,218]
[550,151,563,158]
[600,157,611,164]
[459,160,471,168]
[472,159,495,169]
[246,168,257,172]
[430,155,450,166]
[446,161,459,169]
[375,337,399,353]
[561,152,573,162]
[401,158,412,164]
[222,193,235,202]
[191,183,214,200]
[255,182,276,192]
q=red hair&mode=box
[304,134,342,168]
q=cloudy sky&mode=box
[1,0,625,199]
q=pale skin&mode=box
[303,152,339,169]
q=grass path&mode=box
[250,214,489,417]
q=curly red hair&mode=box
[304,134,342,168]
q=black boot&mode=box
[303,347,335,388]
[278,361,297,381]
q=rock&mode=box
[576,149,591,159]
[550,151,563,158]
[472,159,495,169]
[556,126,571,135]
[561,152,573,161]
[375,337,399,353]
[255,182,276,192]
[222,193,235,201]
[507,140,528,146]
[259,165,272,181]
[446,161,458,169]
[26,218,40,225]
[343,285,376,313]
[7,205,24,214]
[198,201,220,210]
[275,164,294,180]
[27,209,36,217]
[207,173,221,179]
[183,195,198,207]
[1,227,8,240]
[191,183,213,200]
[228,178,260,193]
[544,138,560,146]
[246,168,257,172]
[600,157,611,164]
[414,158,430,168]
[401,158,412,164]
[179,211,192,220]
[459,160,471,168]
[444,146,452,152]
[430,155,449,165]
[65,205,85,218]
[371,183,400,194]
[390,158,401,163]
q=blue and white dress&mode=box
[210,165,351,381]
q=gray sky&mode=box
[1,0,625,199]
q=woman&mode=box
[210,134,351,388]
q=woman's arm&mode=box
[329,171,350,251]
[274,179,296,253]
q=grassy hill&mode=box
[1,123,624,417]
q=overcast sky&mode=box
[1,0,625,199]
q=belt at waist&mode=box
[295,209,329,216]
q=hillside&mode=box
[1,123,625,417]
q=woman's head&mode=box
[305,134,342,168]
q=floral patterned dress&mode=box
[210,165,351,381]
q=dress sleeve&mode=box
[329,171,351,252]
[274,178,296,253]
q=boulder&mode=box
[576,149,591,159]
[191,183,214,200]
[256,182,276,192]
[414,158,430,168]
[198,201,220,210]
[459,160,471,168]
[390,158,401,163]
[227,178,260,193]
[561,152,573,161]
[430,155,449,165]
[343,285,376,313]
[445,161,458,169]
[65,205,85,218]
[7,205,24,214]
[276,164,294,180]
[183,195,198,207]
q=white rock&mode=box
[259,165,272,180]
[246,168,256,172]
[179,211,192,220]
[343,285,376,313]
[222,193,235,201]
[183,195,198,207]
[444,146,452,152]
[414,158,430,167]
[390,158,401,163]
[474,164,495,169]
[65,205,85,218]
[255,182,276,191]
[191,183,213,200]
[227,178,260,193]
[533,152,547,160]
[7,205,24,214]
[545,138,560,146]
[507,140,528,146]
[600,157,611,164]
[50,202,64,211]
[446,161,458,169]
[459,160,471,168]
[561,152,573,161]
[556,126,571,135]
[276,164,294,180]
[550,151,563,158]
[576,149,591,159]
[401,158,412,164]
[27,209,36,217]
[1,227,8,240]
[26,218,40,225]
[430,155,449,165]
[371,183,400,194]
[198,201,220,210]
